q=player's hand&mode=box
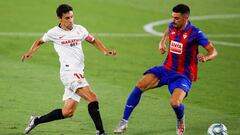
[198,53,207,62]
[104,49,116,56]
[159,44,166,54]
[21,51,33,62]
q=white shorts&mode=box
[60,71,89,102]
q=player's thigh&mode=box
[76,86,97,103]
[136,73,160,92]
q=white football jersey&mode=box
[42,24,94,73]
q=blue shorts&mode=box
[144,66,192,94]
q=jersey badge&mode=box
[183,33,188,39]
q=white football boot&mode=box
[114,119,128,134]
[24,115,38,134]
[176,115,185,135]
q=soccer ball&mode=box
[207,123,228,135]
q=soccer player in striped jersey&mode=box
[114,4,217,135]
[21,4,116,135]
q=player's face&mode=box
[59,11,74,30]
[171,12,188,29]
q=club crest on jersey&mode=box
[171,31,176,35]
[183,33,187,39]
[170,40,183,54]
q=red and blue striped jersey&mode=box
[163,21,210,81]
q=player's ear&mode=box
[57,16,62,22]
[183,16,189,22]
[183,14,188,19]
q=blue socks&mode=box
[122,86,184,121]
[173,104,184,120]
[123,87,143,121]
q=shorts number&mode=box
[74,73,84,79]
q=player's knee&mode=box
[136,81,146,91]
[62,109,75,118]
[170,98,181,108]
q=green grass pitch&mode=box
[0,0,239,135]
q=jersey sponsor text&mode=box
[170,40,183,54]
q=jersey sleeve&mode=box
[41,33,50,42]
[196,30,210,48]
[85,34,95,42]
[41,30,54,42]
[77,25,95,42]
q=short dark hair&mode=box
[172,4,190,16]
[56,4,73,18]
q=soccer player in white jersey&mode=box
[21,4,116,135]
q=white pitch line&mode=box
[207,34,240,38]
[212,41,240,47]
[0,32,154,37]
[0,32,240,47]
[143,14,240,36]
[1,32,240,38]
[93,33,154,37]
[0,32,42,36]
[0,14,240,47]
[143,14,240,47]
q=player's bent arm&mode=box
[21,39,45,62]
[205,43,218,61]
[159,29,169,54]
[87,38,116,56]
[198,42,218,62]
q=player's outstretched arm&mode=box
[88,38,116,56]
[21,39,45,62]
[159,29,169,54]
[198,42,217,62]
